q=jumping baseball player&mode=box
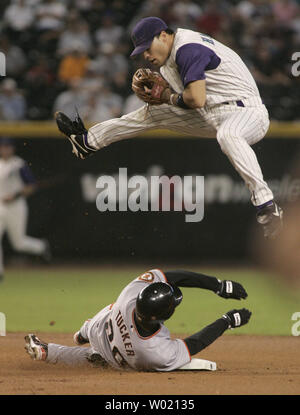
[25,268,251,371]
[0,137,51,281]
[55,16,283,239]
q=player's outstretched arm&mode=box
[164,270,248,300]
[184,308,252,356]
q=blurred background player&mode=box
[25,268,251,371]
[0,137,51,281]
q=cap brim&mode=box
[130,39,153,57]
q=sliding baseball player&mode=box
[55,16,283,239]
[0,137,51,281]
[25,268,251,371]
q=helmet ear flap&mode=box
[170,284,183,306]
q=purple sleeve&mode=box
[175,43,221,87]
[19,164,36,185]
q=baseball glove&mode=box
[132,68,171,105]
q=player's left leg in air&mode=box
[215,103,283,240]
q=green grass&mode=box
[0,267,299,335]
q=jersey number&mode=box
[198,32,215,45]
[105,319,129,368]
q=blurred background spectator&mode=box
[0,0,299,122]
[80,83,123,123]
[94,14,125,47]
[0,35,27,81]
[57,42,90,84]
[0,78,26,121]
[53,77,89,119]
[3,0,35,45]
[57,14,92,56]
[123,93,144,114]
[92,42,129,80]
[35,0,66,32]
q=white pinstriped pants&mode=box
[88,97,273,206]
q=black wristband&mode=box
[176,94,190,109]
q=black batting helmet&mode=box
[135,282,183,325]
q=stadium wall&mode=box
[2,122,300,262]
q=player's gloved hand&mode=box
[222,308,252,329]
[132,68,171,105]
[217,280,248,300]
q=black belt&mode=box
[223,100,245,107]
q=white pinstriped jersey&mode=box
[160,28,261,107]
[88,29,273,207]
[87,269,191,371]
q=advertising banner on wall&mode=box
[4,136,299,262]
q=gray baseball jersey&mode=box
[83,269,191,371]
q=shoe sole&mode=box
[24,334,38,359]
[69,135,86,159]
[24,334,46,360]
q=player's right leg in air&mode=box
[55,105,215,160]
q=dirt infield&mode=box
[0,333,299,395]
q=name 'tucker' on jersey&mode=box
[87,270,190,371]
[160,28,260,107]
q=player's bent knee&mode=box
[261,116,270,137]
[216,133,232,154]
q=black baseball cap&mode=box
[130,17,168,57]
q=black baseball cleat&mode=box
[55,111,96,159]
[256,201,283,239]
